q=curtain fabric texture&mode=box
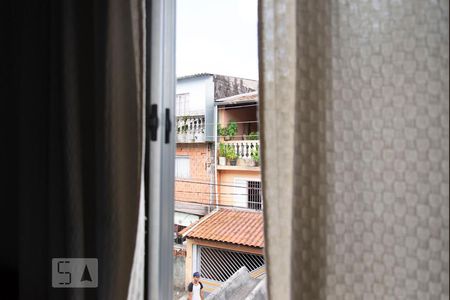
[17,0,144,299]
[260,0,449,299]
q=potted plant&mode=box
[218,143,226,166]
[217,125,228,141]
[225,145,238,166]
[247,131,259,140]
[251,147,260,167]
[225,121,238,141]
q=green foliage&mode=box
[218,121,238,139]
[251,147,259,162]
[219,143,226,157]
[225,145,238,160]
[247,131,259,140]
[217,125,228,137]
[227,121,238,137]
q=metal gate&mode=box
[199,246,265,282]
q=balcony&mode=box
[176,115,206,143]
[217,140,260,170]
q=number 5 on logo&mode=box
[57,260,71,285]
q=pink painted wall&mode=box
[218,106,258,139]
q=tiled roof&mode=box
[177,73,258,82]
[215,91,258,105]
[180,209,264,248]
[177,73,213,80]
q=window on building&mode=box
[234,179,263,210]
[175,93,190,116]
[175,156,190,178]
[247,181,262,210]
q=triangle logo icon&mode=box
[80,265,93,282]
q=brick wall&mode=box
[175,143,213,206]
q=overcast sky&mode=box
[176,0,258,80]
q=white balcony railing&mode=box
[223,140,259,159]
[176,115,205,143]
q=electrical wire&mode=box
[176,135,260,139]
[176,103,259,113]
[175,199,263,210]
[175,179,263,190]
[175,177,262,186]
[216,103,259,110]
[175,190,262,196]
[203,135,260,138]
[175,178,262,188]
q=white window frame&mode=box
[193,244,199,277]
[234,178,249,208]
[233,178,262,209]
[147,0,176,299]
[175,155,190,178]
[175,93,190,116]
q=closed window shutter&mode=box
[175,93,190,116]
[234,178,248,208]
[175,156,190,178]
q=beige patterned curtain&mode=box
[259,0,449,299]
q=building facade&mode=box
[174,74,258,235]
[214,92,262,211]
[181,209,265,294]
[179,92,265,295]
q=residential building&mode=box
[174,78,263,296]
[180,209,265,295]
[174,74,258,236]
[179,92,265,295]
[214,92,262,211]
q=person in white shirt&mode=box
[187,272,204,300]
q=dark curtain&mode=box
[5,0,144,299]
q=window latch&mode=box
[149,104,159,141]
[165,108,171,144]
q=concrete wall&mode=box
[176,75,215,141]
[218,171,261,207]
[176,76,211,116]
[213,75,257,100]
[173,249,187,292]
[185,239,194,288]
[205,267,259,300]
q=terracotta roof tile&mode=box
[181,209,264,248]
[215,92,258,104]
